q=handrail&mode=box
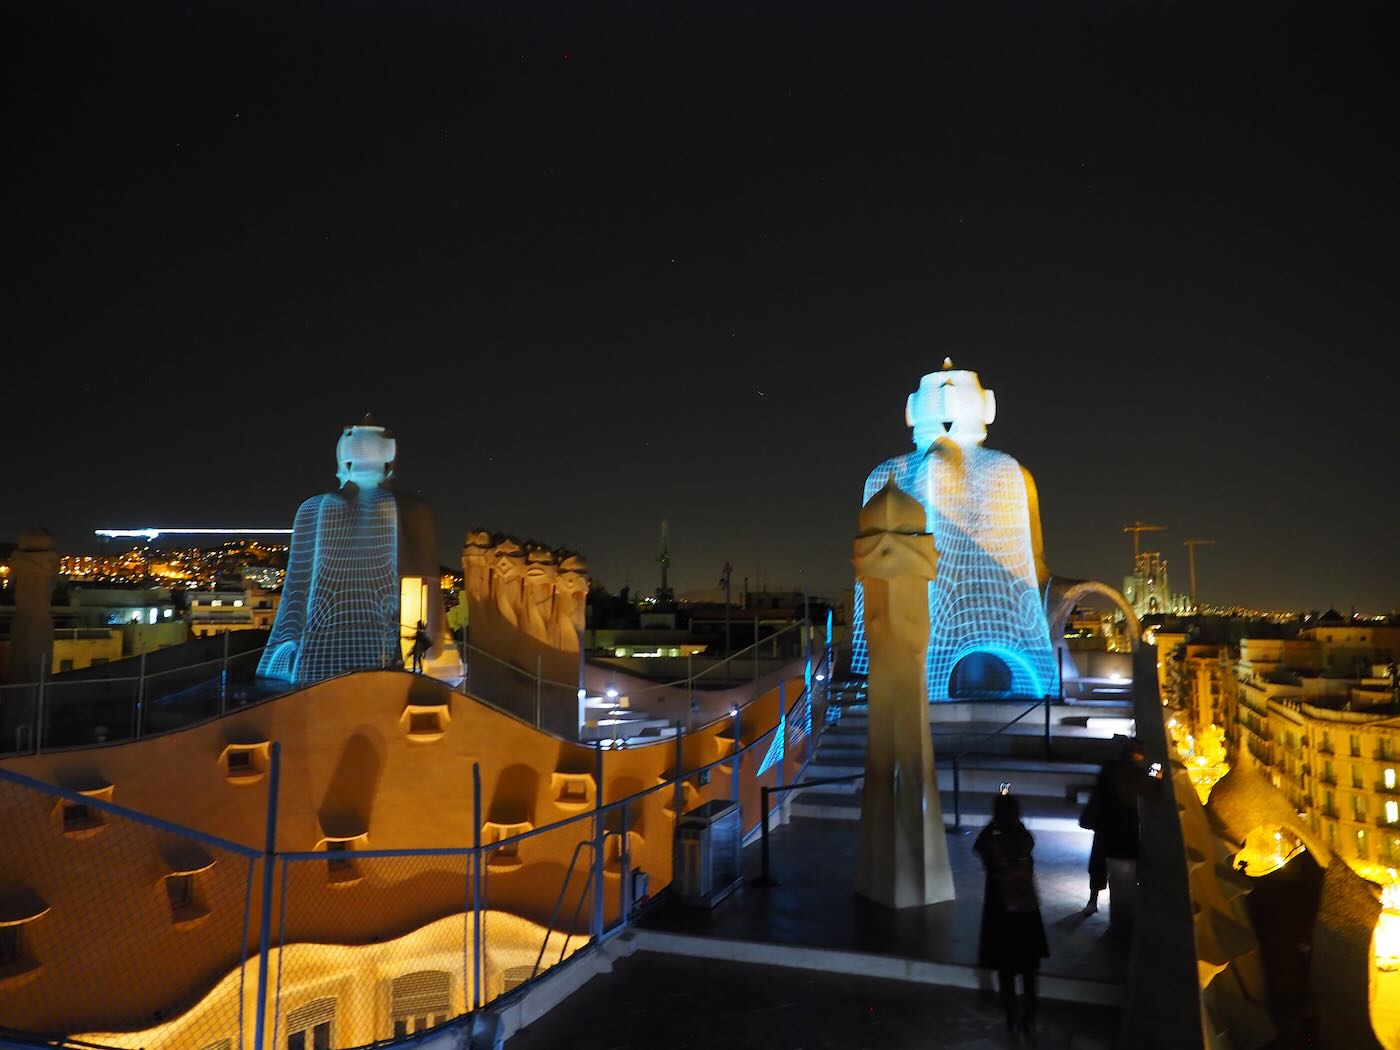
[948,696,1053,830]
[950,696,1049,761]
[529,838,597,978]
[0,635,842,1047]
[753,773,864,886]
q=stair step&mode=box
[790,788,1087,832]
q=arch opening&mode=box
[948,650,1019,699]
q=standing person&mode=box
[975,790,1049,1039]
[1082,738,1159,915]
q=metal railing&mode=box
[948,696,1054,830]
[0,630,837,1050]
[0,619,815,756]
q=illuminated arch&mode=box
[1045,578,1141,652]
[946,645,1042,698]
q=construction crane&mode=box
[1182,538,1216,610]
[1123,521,1168,564]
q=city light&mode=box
[95,528,294,540]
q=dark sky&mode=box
[7,2,1398,613]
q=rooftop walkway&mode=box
[503,695,1133,1049]
[506,950,1119,1049]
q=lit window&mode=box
[1387,801,1398,825]
[1387,769,1396,791]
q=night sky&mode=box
[7,2,1398,613]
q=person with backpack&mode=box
[974,789,1049,1040]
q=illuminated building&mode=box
[850,360,1057,700]
[1122,550,1191,618]
[1165,619,1400,870]
[180,586,279,638]
[258,419,461,685]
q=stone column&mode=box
[853,481,955,908]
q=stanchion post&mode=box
[731,706,742,803]
[472,762,483,1012]
[136,648,147,739]
[754,785,775,886]
[221,630,232,714]
[952,753,961,831]
[673,722,685,818]
[592,743,605,941]
[35,663,47,753]
[619,799,630,926]
[252,743,281,1050]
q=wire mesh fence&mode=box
[0,769,258,1050]
[0,630,836,1050]
[478,814,599,1007]
[270,852,474,1048]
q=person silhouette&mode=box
[974,790,1049,1039]
[410,620,431,674]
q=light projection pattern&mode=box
[850,448,1055,700]
[757,683,786,776]
[258,487,401,684]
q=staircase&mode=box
[793,694,1137,831]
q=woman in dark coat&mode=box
[974,791,1049,1037]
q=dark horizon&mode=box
[8,2,1398,613]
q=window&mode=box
[222,743,269,783]
[1354,796,1368,821]
[326,841,359,884]
[286,998,335,1050]
[1387,769,1397,791]
[1387,800,1398,826]
[62,803,102,834]
[391,971,451,1037]
[1358,829,1369,860]
[1354,767,1365,789]
[167,875,194,910]
[1385,739,1395,761]
[0,893,46,979]
[1351,735,1362,757]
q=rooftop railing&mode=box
[0,636,837,1050]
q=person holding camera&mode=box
[1080,738,1161,917]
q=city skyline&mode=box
[9,2,1398,613]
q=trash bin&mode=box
[673,799,743,907]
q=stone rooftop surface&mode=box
[506,951,1118,1050]
[640,815,1127,985]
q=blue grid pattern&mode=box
[850,446,1054,700]
[259,487,401,684]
